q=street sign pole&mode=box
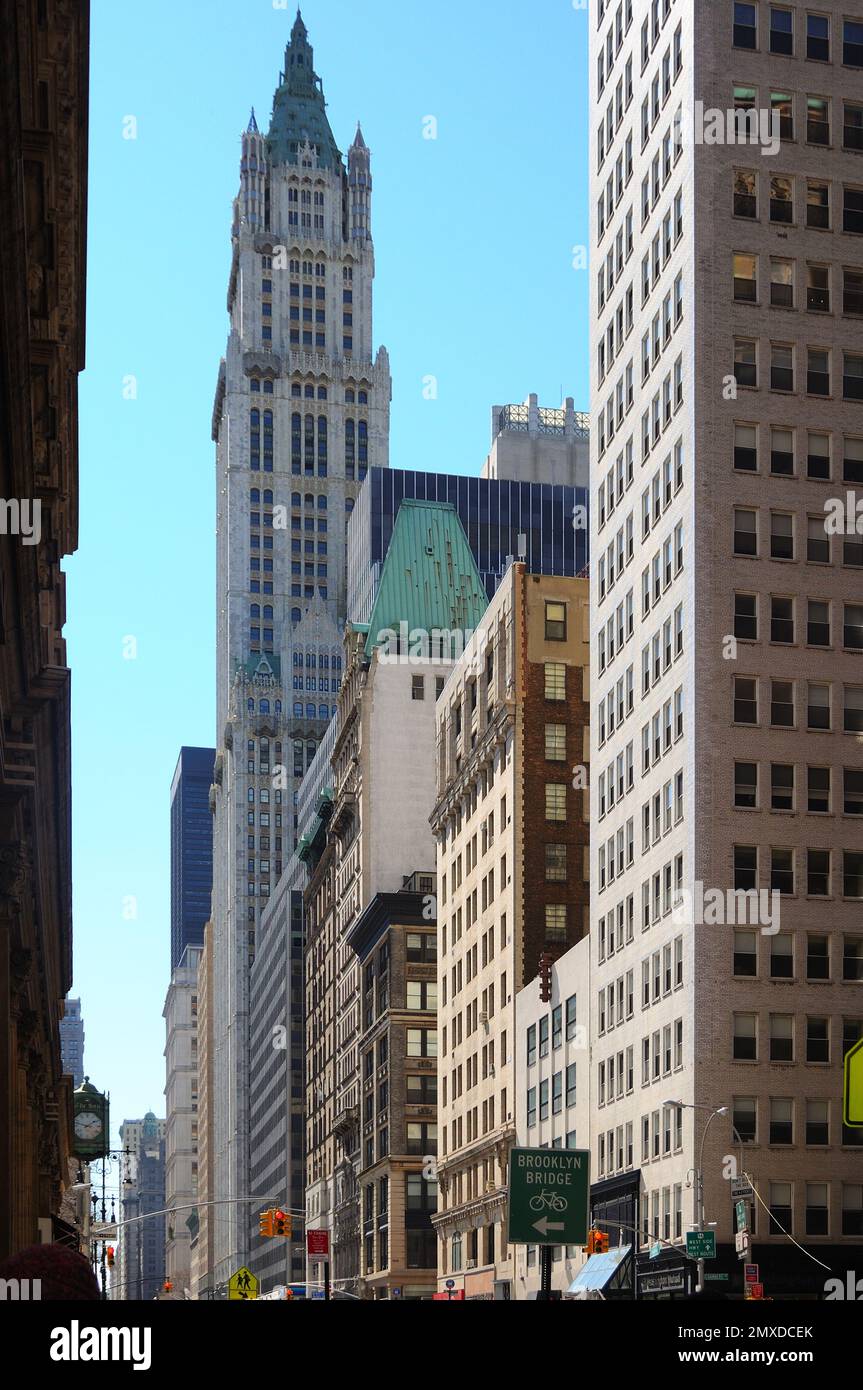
[538,1246,553,1301]
[324,1261,330,1302]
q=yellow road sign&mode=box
[845,1037,863,1127]
[228,1266,259,1300]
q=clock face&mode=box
[75,1111,103,1141]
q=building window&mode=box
[546,843,567,882]
[545,601,567,641]
[733,3,757,50]
[544,662,566,700]
[545,784,567,821]
[545,724,567,761]
[545,904,567,944]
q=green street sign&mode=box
[736,1200,749,1232]
[507,1147,590,1246]
[844,1037,863,1127]
[686,1230,716,1260]
[705,1273,730,1282]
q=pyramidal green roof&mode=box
[267,13,342,171]
[365,501,489,659]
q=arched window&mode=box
[291,413,301,475]
[250,377,261,393]
[358,390,368,405]
[345,498,354,514]
[305,494,314,508]
[263,410,274,473]
[318,416,328,477]
[260,700,270,715]
[305,414,315,474]
[250,409,261,471]
[275,704,282,717]
[345,418,355,478]
[250,604,260,619]
[291,607,301,625]
[247,698,255,712]
[306,704,315,719]
[250,488,261,503]
[264,489,273,505]
[345,389,355,404]
[318,495,327,510]
[292,492,301,507]
[317,386,327,400]
[264,606,273,620]
[318,705,328,720]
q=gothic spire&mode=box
[247,107,259,134]
[267,13,342,169]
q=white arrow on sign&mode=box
[533,1217,566,1236]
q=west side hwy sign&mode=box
[507,1147,590,1246]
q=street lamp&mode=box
[663,1101,729,1295]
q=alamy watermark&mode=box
[0,498,41,546]
[375,623,488,667]
[673,882,780,935]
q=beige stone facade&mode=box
[591,0,863,1289]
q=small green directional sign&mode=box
[845,1037,863,1127]
[686,1230,716,1260]
[507,1147,590,1246]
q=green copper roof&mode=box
[365,501,489,659]
[267,13,342,171]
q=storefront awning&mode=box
[568,1244,632,1293]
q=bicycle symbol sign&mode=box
[529,1189,569,1213]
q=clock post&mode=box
[72,1078,111,1298]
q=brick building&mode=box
[347,875,439,1300]
[432,565,590,1298]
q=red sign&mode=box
[306,1229,329,1258]
[747,1283,764,1300]
[432,1290,465,1300]
[744,1264,760,1283]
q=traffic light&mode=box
[273,1209,292,1238]
[106,1245,115,1268]
[259,1209,275,1238]
[584,1229,610,1254]
[538,952,554,1002]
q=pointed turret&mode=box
[348,122,372,242]
[267,14,341,170]
[239,105,267,231]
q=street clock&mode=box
[72,1077,109,1159]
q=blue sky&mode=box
[66,0,590,1145]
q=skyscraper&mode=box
[59,997,85,1088]
[170,748,215,971]
[590,0,863,1296]
[114,1114,166,1302]
[209,12,390,1283]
